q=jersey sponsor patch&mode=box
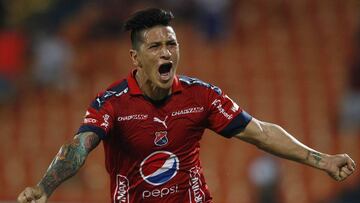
[117,114,148,121]
[84,118,98,124]
[224,95,240,112]
[189,166,205,203]
[140,151,179,186]
[171,106,204,117]
[113,174,129,203]
[211,99,233,120]
[101,114,110,129]
[142,184,179,199]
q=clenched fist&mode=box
[324,154,356,181]
[17,186,47,203]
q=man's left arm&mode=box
[235,118,356,181]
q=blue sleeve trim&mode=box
[90,80,128,110]
[77,125,107,140]
[219,111,252,138]
[179,75,222,95]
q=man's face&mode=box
[132,25,180,90]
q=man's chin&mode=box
[156,79,174,89]
[158,82,173,90]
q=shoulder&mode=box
[103,79,129,97]
[91,79,129,110]
[178,75,222,95]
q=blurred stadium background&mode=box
[0,0,360,202]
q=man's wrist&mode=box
[306,151,329,170]
[37,182,50,198]
[318,153,331,170]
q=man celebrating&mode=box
[18,8,355,203]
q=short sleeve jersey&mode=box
[78,70,252,203]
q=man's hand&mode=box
[324,154,356,181]
[17,186,47,203]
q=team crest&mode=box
[154,131,168,146]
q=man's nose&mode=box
[160,47,171,59]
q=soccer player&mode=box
[18,8,355,203]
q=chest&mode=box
[112,96,207,154]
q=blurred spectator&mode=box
[249,155,280,203]
[339,29,360,134]
[0,26,27,103]
[155,0,196,22]
[333,26,360,203]
[193,0,232,40]
[0,1,5,28]
[320,181,360,203]
[31,30,75,91]
[28,0,93,91]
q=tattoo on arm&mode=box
[307,151,322,166]
[38,132,100,197]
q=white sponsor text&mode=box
[117,114,148,121]
[211,99,233,120]
[171,107,204,116]
[142,185,179,199]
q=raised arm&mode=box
[17,131,101,203]
[235,118,356,181]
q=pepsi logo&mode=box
[140,151,179,186]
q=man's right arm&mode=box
[17,131,101,203]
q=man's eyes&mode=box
[149,44,159,49]
[148,42,178,49]
[168,42,177,46]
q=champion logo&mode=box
[154,131,168,146]
[153,116,168,129]
[140,151,179,186]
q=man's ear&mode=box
[130,49,141,67]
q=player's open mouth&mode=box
[158,62,173,81]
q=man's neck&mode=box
[135,71,171,101]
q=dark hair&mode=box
[124,8,174,49]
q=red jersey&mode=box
[78,70,252,203]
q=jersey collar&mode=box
[127,69,183,96]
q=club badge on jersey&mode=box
[154,131,168,146]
